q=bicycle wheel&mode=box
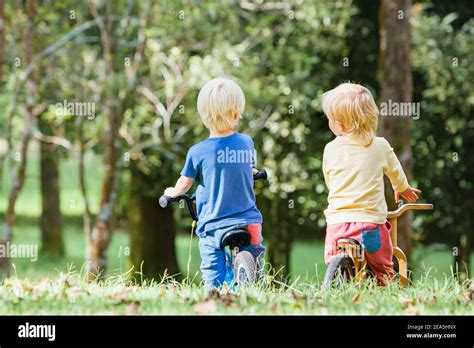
[322,254,355,289]
[234,251,257,286]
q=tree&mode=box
[34,3,72,257]
[0,0,36,278]
[121,1,212,280]
[0,0,4,191]
[85,1,125,279]
[0,0,3,86]
[39,117,64,256]
[128,167,180,280]
[411,10,474,282]
[378,0,414,257]
[85,0,154,280]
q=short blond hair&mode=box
[322,82,379,144]
[197,77,245,132]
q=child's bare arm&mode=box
[164,176,194,198]
[383,140,421,203]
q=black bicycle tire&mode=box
[322,254,355,289]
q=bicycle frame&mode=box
[387,203,433,286]
[335,203,433,287]
[337,239,369,282]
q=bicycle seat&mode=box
[221,229,250,249]
[337,238,362,249]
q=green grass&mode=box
[9,217,473,283]
[0,270,472,315]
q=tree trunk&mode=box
[0,0,5,192]
[453,233,470,283]
[85,1,147,280]
[0,0,4,85]
[0,0,36,278]
[85,2,122,280]
[452,186,470,282]
[262,195,291,281]
[128,168,180,281]
[378,0,414,256]
[86,98,121,280]
[75,115,92,241]
[39,119,64,256]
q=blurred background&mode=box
[0,0,472,283]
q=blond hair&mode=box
[322,82,379,145]
[197,77,245,132]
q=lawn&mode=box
[1,269,472,315]
[9,217,472,283]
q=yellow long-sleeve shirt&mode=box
[322,136,409,225]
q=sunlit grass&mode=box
[0,268,472,315]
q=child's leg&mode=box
[360,221,394,285]
[324,223,347,265]
[198,230,226,291]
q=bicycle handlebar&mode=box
[387,203,433,219]
[159,168,268,222]
[159,193,198,221]
[253,168,267,181]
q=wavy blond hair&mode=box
[322,82,379,145]
[197,77,245,132]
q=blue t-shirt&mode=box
[181,132,263,237]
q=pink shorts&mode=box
[325,221,394,285]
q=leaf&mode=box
[126,302,140,315]
[168,284,177,295]
[292,290,307,301]
[404,303,421,315]
[194,300,217,315]
[66,287,89,302]
[400,296,416,308]
[218,294,235,307]
[58,274,71,289]
[205,288,220,300]
[460,291,472,303]
[108,290,130,302]
[107,290,140,305]
[441,13,459,27]
[424,295,437,305]
[351,293,361,303]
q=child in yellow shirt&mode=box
[321,82,420,284]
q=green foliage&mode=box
[411,10,474,246]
